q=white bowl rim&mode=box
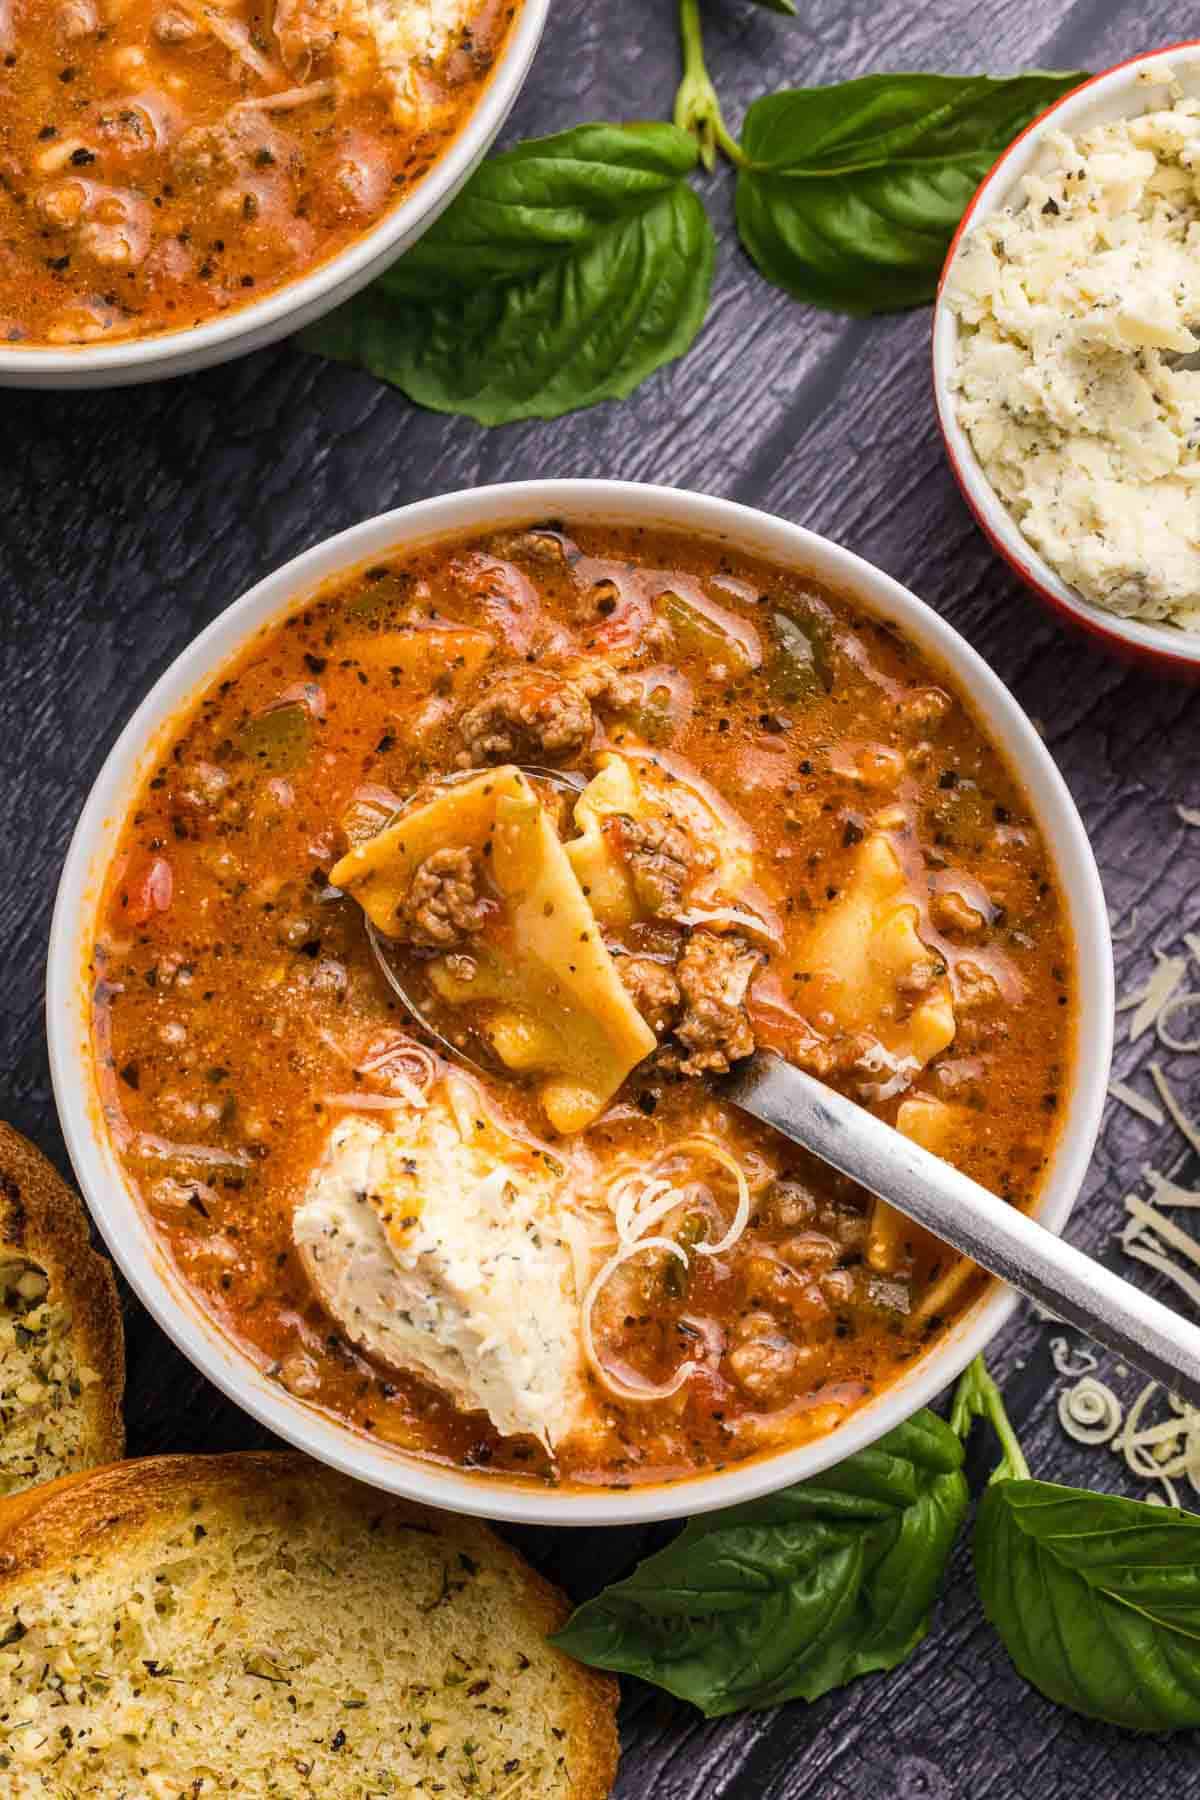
[932,40,1200,670]
[48,478,1114,1526]
[0,0,549,381]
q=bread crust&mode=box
[0,1122,125,1471]
[0,1452,620,1800]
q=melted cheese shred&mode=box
[580,1138,751,1404]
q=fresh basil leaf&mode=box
[375,123,703,297]
[302,124,715,426]
[551,1410,967,1716]
[976,1479,1200,1731]
[735,71,1086,313]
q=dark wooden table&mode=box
[3,2,1198,1793]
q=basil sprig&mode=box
[554,1360,1200,1732]
[551,1410,967,1715]
[302,123,715,427]
[735,72,1086,312]
[300,1,1085,423]
[956,1359,1200,1731]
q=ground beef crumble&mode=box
[397,847,491,949]
[616,812,692,915]
[457,668,593,767]
[618,956,682,1037]
[674,930,762,1075]
[572,662,642,712]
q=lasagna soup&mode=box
[0,0,516,346]
[91,522,1074,1488]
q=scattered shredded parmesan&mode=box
[1149,1062,1200,1159]
[1054,918,1200,1504]
[1109,907,1139,941]
[1058,1374,1123,1445]
[1107,1080,1165,1127]
[1122,1237,1200,1312]
[1157,992,1200,1054]
[1049,1336,1098,1378]
[1144,1167,1200,1209]
[1113,1379,1200,1507]
[1129,954,1186,1043]
[1178,806,1200,828]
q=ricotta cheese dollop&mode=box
[947,66,1200,627]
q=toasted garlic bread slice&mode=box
[0,1123,124,1496]
[0,1453,619,1798]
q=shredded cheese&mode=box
[1129,954,1186,1043]
[1057,1375,1123,1445]
[580,1136,753,1404]
[1049,1336,1097,1378]
[1157,992,1200,1054]
[200,6,282,82]
[1051,916,1200,1505]
[1107,1080,1165,1127]
[1149,1062,1200,1159]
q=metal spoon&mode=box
[362,768,1200,1407]
[724,1050,1200,1409]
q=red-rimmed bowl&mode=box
[932,43,1200,677]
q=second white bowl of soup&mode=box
[48,481,1113,1525]
[0,0,549,387]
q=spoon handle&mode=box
[723,1050,1200,1410]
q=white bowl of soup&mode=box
[0,0,548,388]
[48,481,1113,1525]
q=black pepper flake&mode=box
[118,1061,140,1090]
[330,1729,347,1752]
[37,124,58,140]
[69,146,96,165]
[938,769,959,789]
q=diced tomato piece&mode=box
[451,554,541,656]
[125,855,173,925]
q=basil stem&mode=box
[673,0,746,171]
[950,1354,1032,1482]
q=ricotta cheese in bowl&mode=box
[946,64,1200,630]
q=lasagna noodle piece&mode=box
[793,830,955,1070]
[567,748,757,929]
[330,767,656,1132]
